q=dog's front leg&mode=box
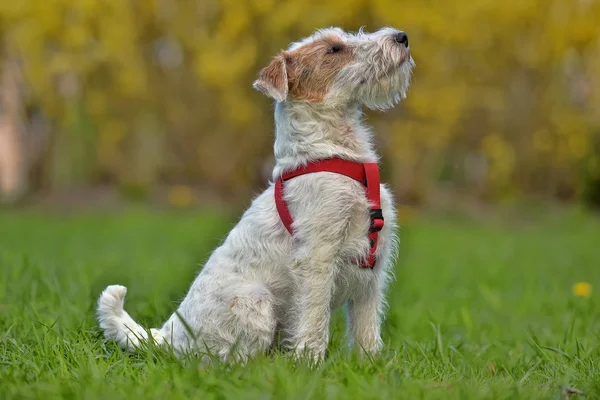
[287,254,336,363]
[281,177,355,363]
[346,283,384,358]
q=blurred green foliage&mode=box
[0,0,599,203]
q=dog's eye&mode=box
[327,44,343,54]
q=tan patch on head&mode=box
[284,35,355,102]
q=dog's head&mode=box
[253,27,414,110]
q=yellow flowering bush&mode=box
[0,0,598,202]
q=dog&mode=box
[97,26,414,363]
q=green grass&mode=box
[1,207,599,399]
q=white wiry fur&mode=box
[98,26,414,363]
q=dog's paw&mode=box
[292,343,326,366]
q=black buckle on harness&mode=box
[369,209,384,232]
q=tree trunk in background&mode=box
[0,57,26,203]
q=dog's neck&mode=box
[272,101,378,178]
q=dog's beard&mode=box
[358,58,415,111]
[324,52,414,110]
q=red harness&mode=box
[274,158,384,269]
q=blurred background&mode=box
[0,0,599,212]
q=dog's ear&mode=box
[253,55,288,102]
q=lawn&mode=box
[1,207,599,399]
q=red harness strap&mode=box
[274,158,384,269]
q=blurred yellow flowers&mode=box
[572,282,592,298]
[398,205,420,223]
[168,185,195,209]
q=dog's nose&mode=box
[394,31,409,47]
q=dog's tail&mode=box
[97,285,164,352]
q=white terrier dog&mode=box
[97,26,414,363]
